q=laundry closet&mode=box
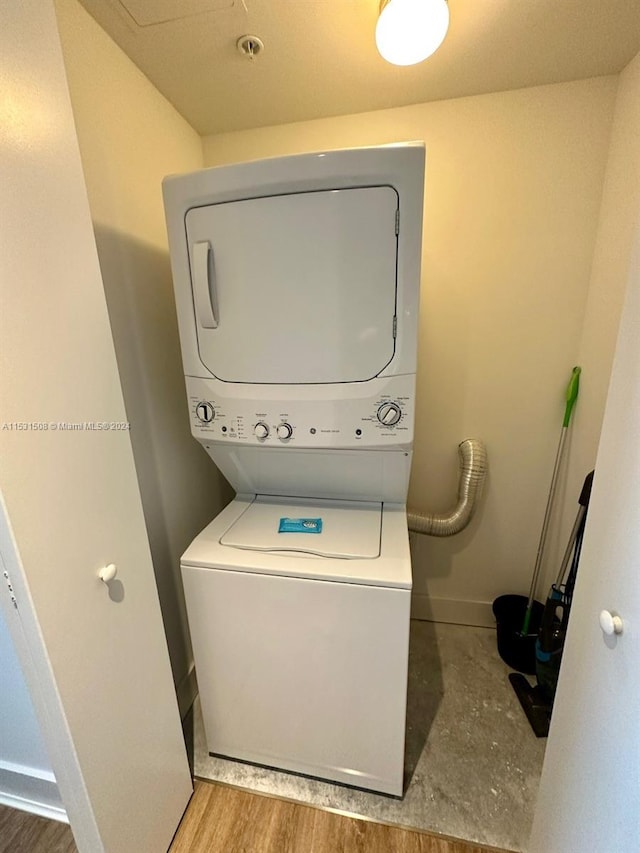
[1,1,639,851]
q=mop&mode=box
[510,470,594,737]
[520,366,581,636]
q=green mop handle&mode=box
[521,366,581,636]
[563,366,581,428]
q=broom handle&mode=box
[521,367,581,635]
[554,504,587,587]
[524,427,568,611]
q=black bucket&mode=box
[492,594,544,675]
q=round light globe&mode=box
[376,0,450,66]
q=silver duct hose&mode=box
[408,439,488,536]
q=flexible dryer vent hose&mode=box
[408,439,488,537]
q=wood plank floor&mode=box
[0,804,76,853]
[0,781,509,852]
[169,781,505,853]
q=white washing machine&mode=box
[163,144,425,796]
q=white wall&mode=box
[542,51,640,594]
[0,602,63,819]
[530,55,640,852]
[202,78,618,624]
[1,0,191,845]
[0,609,51,770]
[54,0,232,709]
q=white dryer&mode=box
[163,144,425,796]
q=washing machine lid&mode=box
[184,185,399,384]
[182,496,412,588]
[220,496,381,559]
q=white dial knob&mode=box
[277,423,293,440]
[254,422,269,440]
[377,402,402,426]
[599,610,623,636]
[196,401,215,423]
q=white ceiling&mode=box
[78,0,640,136]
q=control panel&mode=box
[186,374,414,450]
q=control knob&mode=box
[254,422,269,440]
[377,402,402,426]
[196,401,215,423]
[277,423,293,440]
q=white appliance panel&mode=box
[182,565,410,796]
[208,446,412,502]
[220,496,382,559]
[185,187,399,384]
[182,498,412,588]
[185,373,414,450]
[163,145,424,383]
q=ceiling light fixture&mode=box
[376,0,449,67]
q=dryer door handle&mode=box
[192,241,218,329]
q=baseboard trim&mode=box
[176,663,198,720]
[410,594,495,628]
[0,760,67,823]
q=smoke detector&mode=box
[236,35,264,60]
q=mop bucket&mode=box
[493,594,544,675]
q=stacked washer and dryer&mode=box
[163,144,425,797]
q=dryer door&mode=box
[184,186,399,384]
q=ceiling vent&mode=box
[116,0,234,28]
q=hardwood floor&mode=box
[0,782,509,852]
[169,781,506,853]
[0,804,75,853]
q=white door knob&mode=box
[98,563,118,584]
[599,609,623,636]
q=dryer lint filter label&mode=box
[278,518,323,534]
